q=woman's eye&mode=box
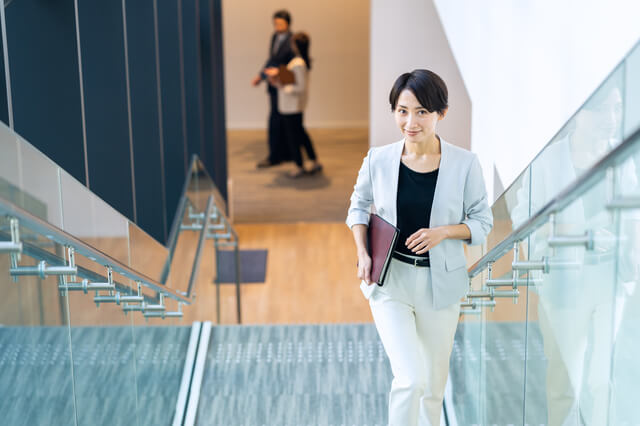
[418,110,426,115]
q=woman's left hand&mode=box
[405,227,448,255]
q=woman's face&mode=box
[394,89,443,144]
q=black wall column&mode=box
[180,0,205,164]
[125,0,167,242]
[77,0,135,220]
[157,0,189,240]
[4,0,86,184]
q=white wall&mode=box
[369,0,471,148]
[433,0,640,201]
[222,0,369,129]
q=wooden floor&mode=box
[190,128,375,324]
[182,222,373,325]
[227,128,369,223]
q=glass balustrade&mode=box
[454,39,640,426]
[0,121,233,424]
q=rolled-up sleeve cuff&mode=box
[461,219,484,246]
[346,211,370,229]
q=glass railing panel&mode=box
[452,272,484,424]
[487,167,531,255]
[15,135,65,227]
[0,126,22,208]
[0,215,76,425]
[60,204,140,425]
[163,198,199,295]
[0,126,63,227]
[523,176,618,425]
[607,145,640,425]
[131,295,189,426]
[481,241,529,424]
[186,156,227,217]
[67,290,140,426]
[624,41,640,138]
[59,170,130,266]
[529,66,624,215]
[128,221,168,283]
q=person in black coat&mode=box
[251,9,295,168]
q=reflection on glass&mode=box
[60,170,129,266]
[607,151,640,424]
[0,124,20,207]
[624,41,640,138]
[529,68,624,214]
[16,136,65,227]
[128,221,168,283]
[520,172,632,424]
[492,168,531,246]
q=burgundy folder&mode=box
[368,214,399,286]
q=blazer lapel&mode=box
[429,137,449,228]
[389,140,404,226]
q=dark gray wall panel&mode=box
[5,0,86,183]
[198,0,227,201]
[77,0,134,220]
[125,0,166,242]
[180,0,204,163]
[199,0,214,176]
[157,0,188,240]
[209,0,227,200]
[0,34,9,127]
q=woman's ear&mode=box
[438,107,448,120]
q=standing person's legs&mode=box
[282,113,304,168]
[266,86,288,164]
[413,270,460,426]
[297,113,317,161]
[369,260,426,426]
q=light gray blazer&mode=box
[277,57,309,114]
[346,138,493,309]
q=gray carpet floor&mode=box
[0,325,191,426]
[2,320,638,425]
[196,323,391,426]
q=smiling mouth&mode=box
[405,130,420,135]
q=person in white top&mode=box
[266,32,322,178]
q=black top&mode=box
[395,162,439,258]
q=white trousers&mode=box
[366,258,460,426]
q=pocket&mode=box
[360,280,378,299]
[445,255,467,272]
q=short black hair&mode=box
[389,69,448,115]
[273,9,291,25]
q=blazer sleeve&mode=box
[346,149,373,229]
[461,155,493,245]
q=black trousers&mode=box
[282,112,317,168]
[267,86,290,163]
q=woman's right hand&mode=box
[357,252,373,285]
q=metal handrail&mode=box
[468,125,640,279]
[0,197,190,304]
[161,154,228,284]
[165,159,199,260]
[160,156,199,284]
[0,229,161,303]
[185,196,215,298]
